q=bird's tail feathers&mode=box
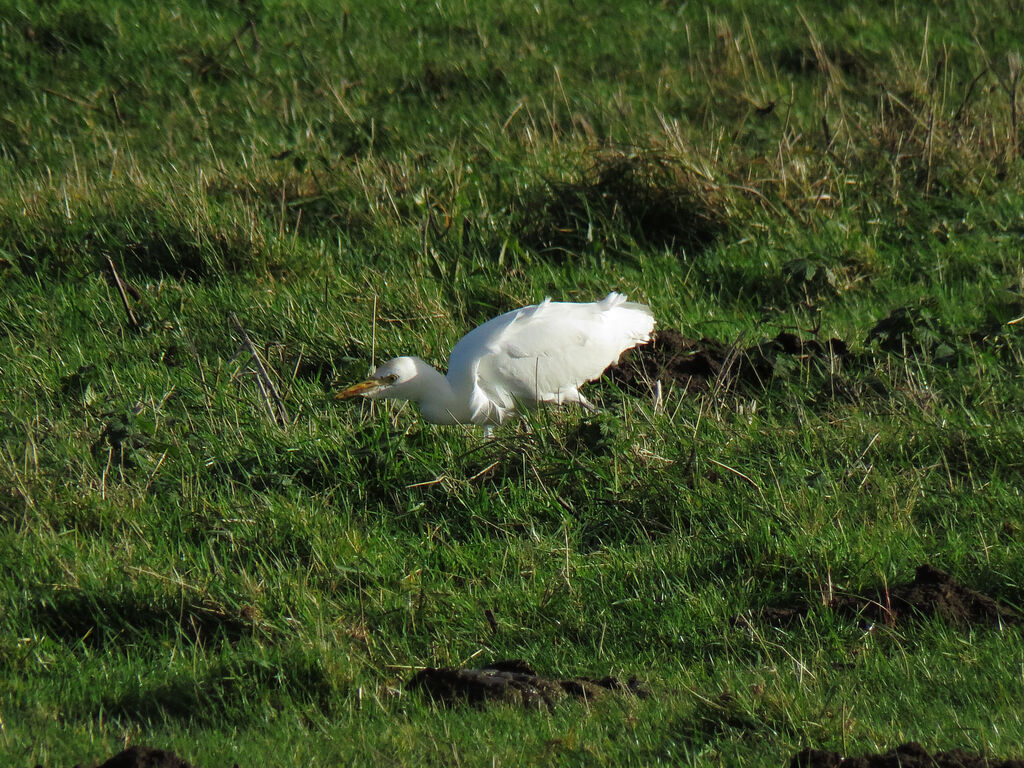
[599,291,628,309]
[601,291,653,315]
[602,291,654,330]
[600,293,655,344]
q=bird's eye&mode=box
[382,374,399,384]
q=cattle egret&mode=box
[336,292,655,426]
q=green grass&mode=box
[2,0,1024,765]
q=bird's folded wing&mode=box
[455,294,654,410]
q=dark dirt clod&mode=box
[791,741,1024,768]
[611,309,1023,400]
[832,564,1020,627]
[405,660,649,708]
[609,328,850,395]
[752,564,1020,629]
[65,746,196,768]
[609,328,727,394]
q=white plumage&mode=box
[336,292,655,426]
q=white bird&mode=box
[336,292,655,426]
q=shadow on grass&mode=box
[4,203,266,282]
[209,424,427,511]
[100,653,335,727]
[745,564,1021,631]
[396,58,510,104]
[387,424,705,549]
[16,7,110,55]
[516,150,727,261]
[0,488,29,530]
[774,43,870,79]
[26,586,263,651]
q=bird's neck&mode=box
[413,365,471,425]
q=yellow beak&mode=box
[334,378,384,400]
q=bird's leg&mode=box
[577,393,599,412]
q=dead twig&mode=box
[1006,54,1022,158]
[229,312,289,427]
[105,256,140,330]
[42,88,105,113]
[198,20,261,78]
[705,457,761,491]
[953,67,989,123]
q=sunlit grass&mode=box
[1,0,1023,765]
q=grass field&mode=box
[2,0,1023,765]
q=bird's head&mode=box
[335,356,429,402]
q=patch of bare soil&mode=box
[609,328,850,395]
[748,564,1020,629]
[614,300,1024,398]
[405,659,649,708]
[791,741,1024,768]
[832,564,1020,627]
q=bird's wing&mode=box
[447,293,654,421]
